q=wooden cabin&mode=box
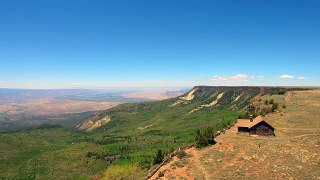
[237,116,275,136]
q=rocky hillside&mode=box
[76,114,111,132]
[77,86,303,132]
[149,89,320,180]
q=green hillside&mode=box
[77,87,302,172]
[0,86,305,179]
[0,126,108,179]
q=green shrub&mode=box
[272,103,279,112]
[270,90,286,95]
[177,150,187,159]
[158,171,165,177]
[172,159,190,168]
[269,99,274,104]
[258,111,263,116]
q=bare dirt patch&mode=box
[0,98,120,116]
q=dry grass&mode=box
[100,164,144,180]
[265,90,320,129]
[152,90,320,180]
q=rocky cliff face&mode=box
[76,114,111,132]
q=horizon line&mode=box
[0,85,319,90]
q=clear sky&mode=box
[0,0,319,89]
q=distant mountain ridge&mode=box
[77,86,306,132]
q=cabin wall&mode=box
[238,127,249,133]
[238,121,275,136]
[250,125,274,136]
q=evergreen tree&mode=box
[195,128,216,148]
[153,150,164,165]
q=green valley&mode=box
[0,86,307,179]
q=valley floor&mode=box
[150,90,320,180]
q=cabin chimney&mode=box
[249,115,254,122]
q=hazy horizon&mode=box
[0,85,319,91]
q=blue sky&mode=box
[0,0,319,89]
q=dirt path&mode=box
[149,147,210,180]
[285,92,292,102]
[192,148,211,180]
[252,133,320,142]
[276,127,320,131]
[149,125,237,179]
[149,157,180,180]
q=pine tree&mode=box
[153,150,164,165]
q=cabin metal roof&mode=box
[237,116,266,129]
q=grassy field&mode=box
[0,127,109,179]
[265,90,320,129]
[153,90,320,179]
